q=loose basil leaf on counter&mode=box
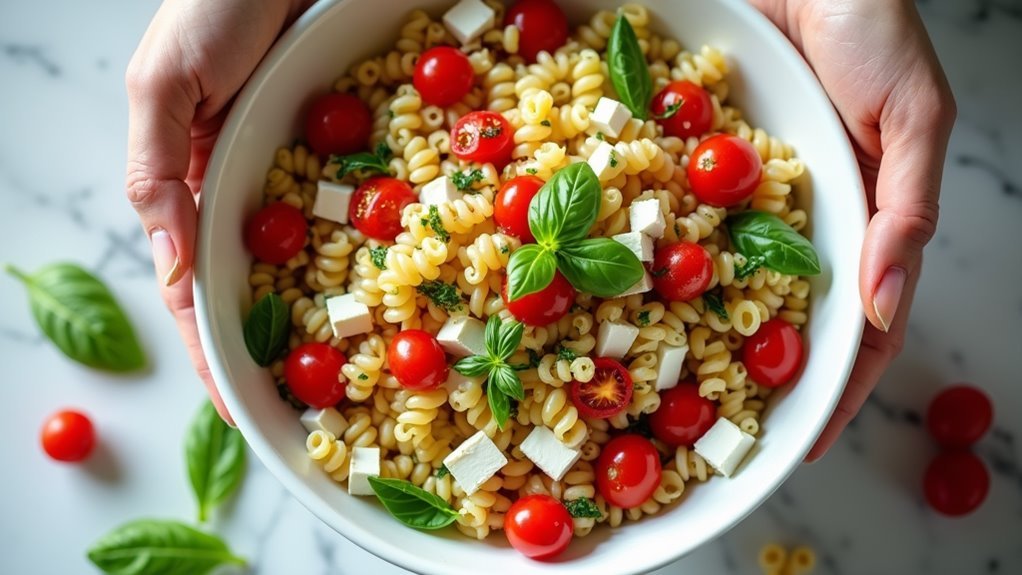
[608,14,653,120]
[528,162,602,246]
[557,239,645,298]
[368,477,459,530]
[506,244,557,301]
[186,401,246,523]
[5,262,145,372]
[86,519,245,575]
[728,211,821,275]
[243,293,289,367]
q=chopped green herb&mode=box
[654,102,683,120]
[526,168,539,175]
[565,498,602,519]
[375,142,393,161]
[500,244,510,255]
[451,168,485,192]
[637,310,651,326]
[436,464,450,479]
[369,246,389,270]
[426,205,451,242]
[609,150,619,168]
[358,373,369,381]
[595,132,606,141]
[540,119,552,127]
[480,124,502,138]
[527,349,542,368]
[626,413,654,439]
[416,280,463,312]
[703,289,729,321]
[556,347,578,362]
[735,255,766,280]
[388,109,395,118]
[651,267,669,279]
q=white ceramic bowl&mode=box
[196,1,866,573]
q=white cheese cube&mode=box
[520,426,582,481]
[587,141,623,182]
[629,198,666,238]
[419,176,461,206]
[619,271,653,297]
[442,430,508,495]
[594,321,641,360]
[589,98,633,139]
[326,294,373,339]
[442,0,495,45]
[348,447,381,496]
[654,343,689,391]
[300,407,349,437]
[313,181,355,224]
[612,231,654,263]
[694,418,756,477]
[436,316,486,358]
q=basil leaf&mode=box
[495,321,524,361]
[487,384,512,430]
[608,14,653,120]
[454,355,493,377]
[529,163,602,246]
[557,239,645,298]
[735,254,765,280]
[5,263,145,372]
[484,314,502,359]
[506,244,557,301]
[333,151,391,179]
[87,519,245,575]
[243,293,289,367]
[367,477,459,530]
[186,401,246,522]
[565,497,602,519]
[703,289,729,321]
[490,365,525,402]
[728,212,821,275]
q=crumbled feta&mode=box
[612,231,654,262]
[520,426,582,481]
[589,98,633,140]
[313,181,355,224]
[619,271,654,297]
[348,447,381,496]
[442,0,495,45]
[594,321,641,359]
[629,198,666,238]
[694,418,756,477]
[300,407,349,437]
[419,176,461,206]
[654,343,689,391]
[587,141,622,182]
[326,294,373,339]
[436,316,486,358]
[442,430,508,495]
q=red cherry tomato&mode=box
[414,47,476,107]
[504,494,574,560]
[651,81,713,139]
[495,176,543,243]
[649,383,717,447]
[244,202,308,265]
[284,343,347,408]
[569,358,633,419]
[651,242,713,302]
[687,134,763,208]
[927,385,994,448]
[451,111,515,168]
[743,319,804,388]
[388,330,450,391]
[502,272,576,327]
[41,410,95,462]
[305,92,372,157]
[596,434,662,509]
[924,451,990,517]
[349,177,417,241]
[505,0,570,63]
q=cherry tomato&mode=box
[687,134,762,208]
[569,358,633,419]
[927,385,994,448]
[414,47,476,107]
[596,434,662,509]
[743,319,803,388]
[451,111,514,168]
[651,81,713,139]
[495,176,543,243]
[651,242,713,302]
[924,451,990,517]
[244,202,308,265]
[305,92,372,157]
[505,0,570,63]
[388,330,450,391]
[504,494,573,560]
[284,343,347,408]
[41,410,96,462]
[649,383,717,447]
[349,177,417,241]
[502,272,576,327]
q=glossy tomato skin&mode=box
[743,319,803,388]
[504,494,574,560]
[451,111,515,169]
[244,202,308,265]
[927,385,994,448]
[687,134,763,208]
[569,357,633,419]
[649,383,717,447]
[924,451,990,516]
[495,176,544,243]
[388,330,450,391]
[597,435,662,509]
[284,343,347,409]
[41,410,96,462]
[652,242,713,302]
[305,93,372,157]
[505,0,570,63]
[503,272,576,327]
[651,81,713,139]
[414,47,475,107]
[349,177,417,241]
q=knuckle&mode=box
[125,168,160,207]
[902,204,939,248]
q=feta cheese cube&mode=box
[348,447,381,496]
[419,176,461,206]
[436,316,486,358]
[629,198,666,238]
[313,181,355,224]
[589,98,633,139]
[326,294,373,339]
[442,0,495,45]
[587,141,622,182]
[300,407,349,437]
[595,321,641,359]
[694,418,756,477]
[442,430,508,495]
[520,426,582,481]
[654,343,689,391]
[612,231,654,262]
[619,271,653,297]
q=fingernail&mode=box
[872,266,906,333]
[150,228,183,287]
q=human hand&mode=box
[126,0,312,423]
[750,0,956,460]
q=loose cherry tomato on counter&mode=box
[649,383,717,447]
[414,46,476,107]
[743,318,803,388]
[41,410,96,462]
[927,385,994,449]
[569,358,633,419]
[651,242,713,302]
[451,111,515,168]
[505,0,570,63]
[244,202,309,265]
[651,81,713,139]
[349,177,417,241]
[596,434,662,509]
[305,92,372,157]
[504,494,574,560]
[388,330,450,391]
[924,450,990,517]
[284,343,347,408]
[502,272,576,327]
[687,134,762,208]
[495,176,544,243]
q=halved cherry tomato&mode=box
[569,358,633,419]
[743,319,803,388]
[596,434,662,509]
[495,176,544,243]
[651,242,713,302]
[284,343,347,409]
[244,202,308,265]
[451,111,515,168]
[651,81,713,139]
[41,410,95,462]
[414,47,476,107]
[649,383,717,447]
[349,177,417,241]
[502,272,576,327]
[687,134,762,208]
[305,92,372,157]
[924,451,990,516]
[505,0,570,63]
[927,385,994,448]
[504,494,573,560]
[388,330,449,391]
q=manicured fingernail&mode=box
[872,266,906,333]
[150,228,182,287]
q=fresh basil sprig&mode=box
[186,401,246,522]
[243,293,289,367]
[368,477,459,530]
[728,211,821,276]
[332,142,393,179]
[87,519,245,575]
[608,14,653,120]
[453,316,525,429]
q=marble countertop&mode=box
[1,1,1019,573]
